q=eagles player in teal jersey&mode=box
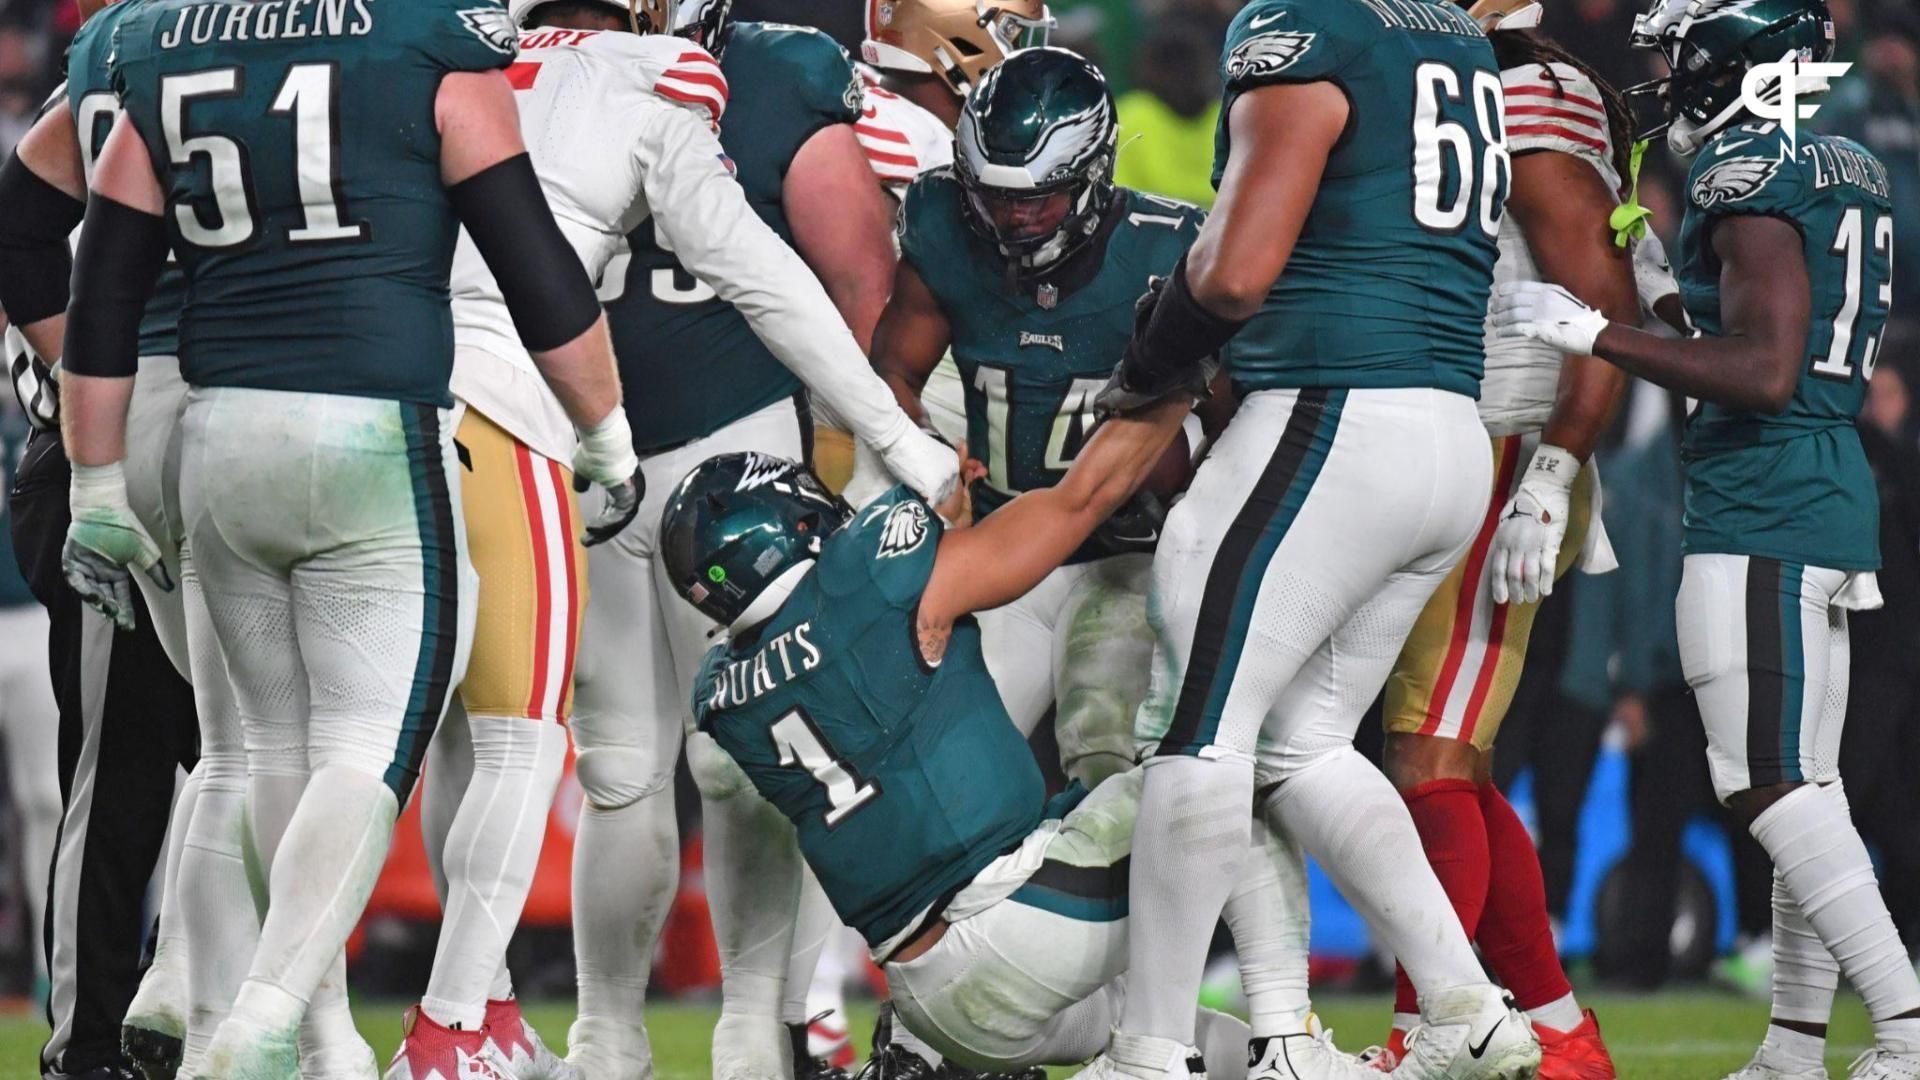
[1083,1,1539,1078]
[662,393,1262,1080]
[1494,1,1920,1077]
[874,47,1203,791]
[518,3,952,1078]
[61,0,644,1074]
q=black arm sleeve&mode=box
[446,153,603,353]
[0,150,87,326]
[1118,255,1248,393]
[63,193,169,379]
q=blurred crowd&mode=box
[1,0,1919,1001]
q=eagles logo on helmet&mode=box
[1627,0,1839,155]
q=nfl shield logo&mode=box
[1036,282,1058,309]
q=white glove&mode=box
[1487,443,1579,606]
[1632,230,1681,315]
[871,416,959,507]
[64,461,172,631]
[1489,281,1610,356]
[572,408,644,547]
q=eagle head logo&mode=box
[1225,31,1317,83]
[457,7,518,54]
[1691,155,1779,208]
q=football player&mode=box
[662,397,1257,1080]
[60,0,644,1073]
[1373,1,1635,1074]
[1493,1,1918,1076]
[1085,0,1544,1077]
[0,2,298,1074]
[544,3,958,1078]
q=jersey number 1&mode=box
[770,709,880,829]
[161,64,368,249]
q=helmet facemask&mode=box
[629,0,733,51]
[1626,0,1838,155]
[862,0,1055,97]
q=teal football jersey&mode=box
[692,486,1046,948]
[1212,0,1503,397]
[111,0,515,406]
[608,22,862,452]
[899,175,1203,560]
[1677,122,1892,571]
[67,0,183,359]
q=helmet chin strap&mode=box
[1668,49,1802,157]
[727,560,817,636]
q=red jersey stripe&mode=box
[1507,123,1608,152]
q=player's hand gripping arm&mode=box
[919,396,1193,629]
[0,97,87,365]
[640,106,956,504]
[59,112,174,629]
[1490,214,1810,415]
[1486,149,1636,605]
[1100,82,1345,412]
[437,70,641,545]
[869,259,952,428]
[784,123,896,352]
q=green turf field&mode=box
[0,991,1881,1079]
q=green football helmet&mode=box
[1628,0,1838,155]
[660,453,851,629]
[953,46,1116,280]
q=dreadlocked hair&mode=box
[1490,30,1637,191]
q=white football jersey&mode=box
[1481,62,1624,437]
[855,65,951,199]
[449,29,730,462]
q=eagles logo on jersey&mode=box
[457,6,517,53]
[1224,30,1317,82]
[1689,153,1782,208]
[873,500,930,558]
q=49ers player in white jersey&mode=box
[393,4,953,1079]
[1373,2,1636,1075]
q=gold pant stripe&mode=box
[456,409,588,722]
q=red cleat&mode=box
[1535,1010,1617,1080]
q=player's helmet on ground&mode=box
[862,0,1054,97]
[661,453,853,630]
[1628,0,1838,155]
[954,47,1116,280]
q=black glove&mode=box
[1095,257,1241,416]
[575,469,644,548]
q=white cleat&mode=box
[711,1013,790,1080]
[303,1033,381,1079]
[564,1015,655,1080]
[1249,1026,1377,1080]
[1389,987,1539,1080]
[1720,1050,1829,1080]
[485,999,578,1080]
[192,1014,301,1080]
[1849,1050,1920,1080]
[1071,1032,1206,1080]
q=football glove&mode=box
[872,416,959,508]
[572,407,644,547]
[1489,281,1610,356]
[1632,231,1695,334]
[1096,271,1227,416]
[1487,443,1579,606]
[64,461,172,631]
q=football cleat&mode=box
[190,1013,300,1080]
[564,1014,655,1080]
[1249,1027,1378,1080]
[1388,987,1539,1080]
[793,1016,852,1080]
[1071,1032,1205,1080]
[486,999,576,1080]
[1360,1029,1406,1074]
[1848,1050,1920,1080]
[122,958,186,1080]
[853,1005,937,1080]
[1720,1051,1830,1080]
[1535,1010,1616,1080]
[939,1063,1046,1080]
[383,1007,515,1080]
[122,1022,184,1080]
[806,1011,857,1072]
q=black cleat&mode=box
[121,1024,183,1080]
[792,1016,853,1080]
[47,1061,142,1080]
[937,1064,1047,1080]
[853,1005,937,1080]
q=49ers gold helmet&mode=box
[862,0,1054,97]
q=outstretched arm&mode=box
[919,396,1192,627]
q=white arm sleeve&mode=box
[635,106,916,456]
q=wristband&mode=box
[1523,443,1580,492]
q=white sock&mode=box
[807,925,856,1023]
[422,716,568,1030]
[1392,1012,1419,1036]
[1263,749,1485,996]
[1118,755,1253,1048]
[1223,813,1311,1038]
[1878,1019,1920,1056]
[1771,870,1839,1027]
[1528,992,1583,1033]
[702,781,801,1079]
[572,785,677,1026]
[420,698,475,904]
[1758,1023,1826,1074]
[489,964,514,1003]
[230,767,399,1029]
[1196,1008,1252,1080]
[131,768,198,1023]
[783,869,836,1027]
[1751,784,1920,1031]
[299,954,365,1063]
[181,758,260,1049]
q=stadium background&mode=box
[0,0,1916,1074]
